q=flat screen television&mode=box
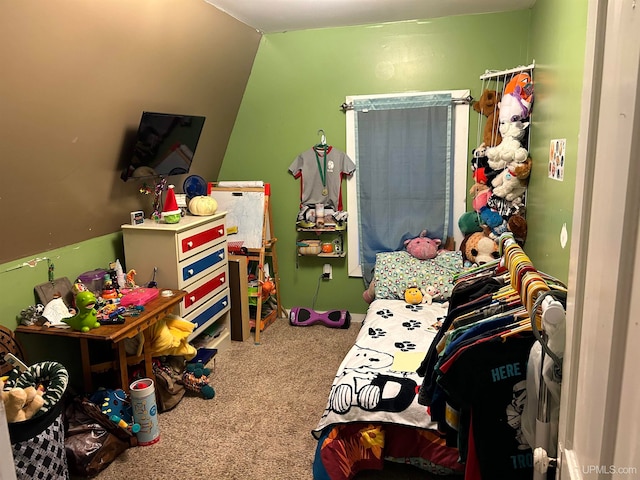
[121,112,206,181]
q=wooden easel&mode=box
[208,182,285,344]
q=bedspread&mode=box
[312,299,463,479]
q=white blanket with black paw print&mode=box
[314,299,448,434]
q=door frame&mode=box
[558,0,640,478]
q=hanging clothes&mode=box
[288,144,355,211]
[416,233,565,480]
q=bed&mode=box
[312,250,465,480]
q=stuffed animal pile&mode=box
[462,72,534,263]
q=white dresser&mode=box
[121,213,231,351]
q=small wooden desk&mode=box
[15,289,186,392]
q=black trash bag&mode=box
[64,396,135,478]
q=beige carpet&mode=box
[92,318,458,480]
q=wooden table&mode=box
[16,289,186,392]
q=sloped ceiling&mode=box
[203,0,536,33]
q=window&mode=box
[345,90,469,280]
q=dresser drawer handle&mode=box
[187,269,194,276]
[186,241,194,249]
[190,295,196,302]
[218,228,224,235]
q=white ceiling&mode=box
[204,0,536,34]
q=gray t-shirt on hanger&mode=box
[288,146,355,210]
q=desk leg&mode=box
[80,338,93,392]
[142,328,155,380]
[118,342,129,392]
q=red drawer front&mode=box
[183,271,227,309]
[181,223,225,254]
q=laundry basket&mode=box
[7,361,70,480]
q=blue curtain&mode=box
[354,93,454,284]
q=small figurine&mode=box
[101,275,118,300]
[63,291,101,332]
[125,269,137,289]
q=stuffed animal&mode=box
[182,362,215,399]
[462,232,500,266]
[486,121,529,171]
[471,144,501,187]
[422,285,440,305]
[491,167,528,201]
[458,211,483,235]
[63,290,100,332]
[473,89,502,147]
[479,206,509,240]
[499,90,532,123]
[499,73,534,123]
[362,280,375,304]
[1,381,45,423]
[471,184,492,213]
[512,157,533,180]
[491,156,531,201]
[404,286,424,305]
[404,230,441,260]
[508,214,528,245]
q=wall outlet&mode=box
[323,264,332,280]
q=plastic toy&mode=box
[90,388,134,424]
[125,269,137,289]
[101,275,118,300]
[110,414,141,434]
[63,290,100,332]
[289,307,351,329]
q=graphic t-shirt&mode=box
[437,333,536,480]
[288,146,355,210]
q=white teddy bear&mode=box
[486,121,529,170]
[491,166,528,201]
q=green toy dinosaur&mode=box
[63,290,101,332]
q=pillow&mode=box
[374,250,463,302]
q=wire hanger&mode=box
[316,129,327,148]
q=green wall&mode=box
[219,11,532,314]
[0,234,123,385]
[0,234,124,331]
[0,2,589,338]
[524,0,588,281]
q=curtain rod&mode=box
[479,61,536,80]
[340,94,473,112]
